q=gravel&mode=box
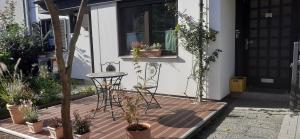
[194,91,291,139]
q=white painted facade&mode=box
[36,13,92,80]
[89,0,236,100]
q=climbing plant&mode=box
[166,2,222,101]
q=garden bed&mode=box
[0,89,95,120]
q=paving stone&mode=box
[245,126,277,139]
[193,92,289,139]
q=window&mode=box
[118,0,177,56]
[41,19,69,51]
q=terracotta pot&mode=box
[140,49,162,57]
[48,126,63,139]
[74,132,90,139]
[126,123,151,139]
[26,121,44,133]
[6,104,25,124]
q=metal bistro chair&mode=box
[93,61,124,117]
[134,62,162,113]
[101,61,122,89]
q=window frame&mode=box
[117,0,178,56]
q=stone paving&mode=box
[194,91,291,139]
[277,113,300,139]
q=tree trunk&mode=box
[44,0,88,138]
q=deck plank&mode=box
[0,95,226,139]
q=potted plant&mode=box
[122,95,151,139]
[22,104,44,133]
[47,117,63,139]
[72,111,92,139]
[131,42,162,57]
[0,59,32,124]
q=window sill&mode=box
[119,55,178,59]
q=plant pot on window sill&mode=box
[131,49,162,57]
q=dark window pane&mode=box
[118,1,177,56]
[120,6,146,54]
[151,3,177,55]
[271,0,280,6]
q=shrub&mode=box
[29,77,61,106]
[78,86,95,95]
[73,111,91,135]
[0,59,33,105]
[48,117,63,128]
[22,104,39,123]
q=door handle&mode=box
[245,39,254,50]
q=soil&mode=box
[126,124,149,131]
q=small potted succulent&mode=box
[122,95,151,139]
[47,117,63,139]
[72,111,92,139]
[22,105,44,133]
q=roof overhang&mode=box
[34,0,119,15]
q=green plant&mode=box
[48,117,63,128]
[122,95,146,131]
[78,86,95,95]
[0,0,16,28]
[0,59,33,105]
[72,111,91,135]
[0,1,47,75]
[22,104,39,123]
[150,43,162,49]
[29,76,61,106]
[166,2,221,101]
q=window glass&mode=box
[152,3,177,55]
[120,6,147,54]
[118,1,177,56]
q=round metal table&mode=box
[86,72,127,120]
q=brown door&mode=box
[245,0,294,89]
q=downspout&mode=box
[23,0,32,34]
[88,11,95,73]
[198,0,204,102]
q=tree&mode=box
[43,0,89,138]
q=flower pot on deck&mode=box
[126,123,151,139]
[26,121,44,133]
[48,126,63,139]
[6,104,25,124]
[74,132,90,139]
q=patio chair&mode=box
[101,61,120,72]
[134,62,162,113]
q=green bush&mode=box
[22,105,39,123]
[29,77,61,106]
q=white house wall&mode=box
[0,0,25,25]
[36,14,92,80]
[90,0,236,100]
[91,1,198,97]
[208,0,236,100]
[71,14,92,79]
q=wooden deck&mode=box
[0,95,226,139]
